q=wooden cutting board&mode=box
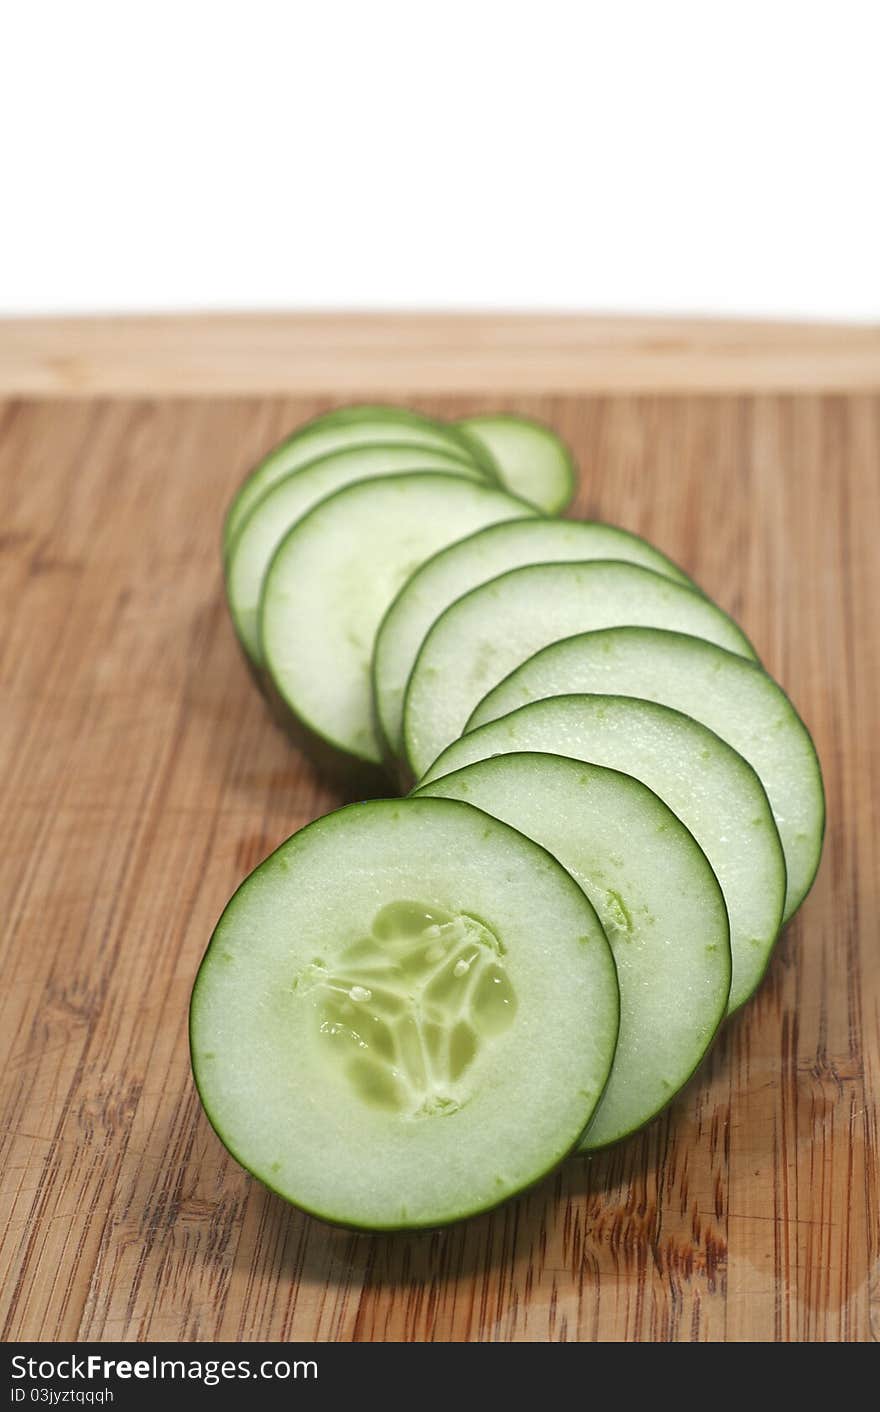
[1,316,878,1343]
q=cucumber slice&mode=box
[420,695,785,1014]
[260,474,534,776]
[455,415,576,513]
[416,754,730,1148]
[190,795,620,1229]
[470,627,824,922]
[404,560,758,781]
[224,405,491,553]
[373,518,693,764]
[227,444,488,666]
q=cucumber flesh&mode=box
[373,518,693,763]
[260,474,534,774]
[420,694,786,1013]
[190,795,620,1228]
[470,627,824,922]
[404,560,758,781]
[416,754,730,1148]
[455,415,575,513]
[224,405,492,553]
[227,444,488,665]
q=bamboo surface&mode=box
[2,313,880,395]
[1,318,878,1342]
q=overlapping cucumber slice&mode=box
[404,560,757,781]
[469,627,824,921]
[420,694,786,1013]
[227,444,489,665]
[203,401,826,1224]
[416,754,730,1147]
[190,796,619,1229]
[373,518,693,764]
[224,405,493,554]
[260,474,533,775]
[454,415,576,513]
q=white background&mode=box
[2,1,878,319]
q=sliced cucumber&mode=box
[420,694,786,1013]
[455,415,576,513]
[470,627,824,922]
[190,795,620,1228]
[416,754,730,1148]
[404,560,757,781]
[224,405,491,554]
[260,474,534,776]
[373,518,693,764]
[227,444,488,665]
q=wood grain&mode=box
[0,379,877,1342]
[1,313,880,396]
